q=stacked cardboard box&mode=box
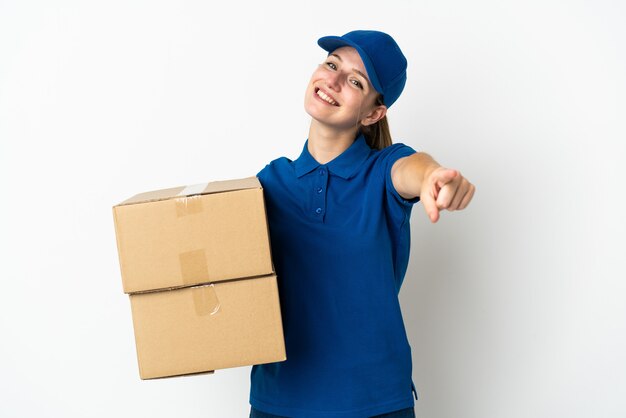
[113,177,286,379]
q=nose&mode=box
[325,71,341,92]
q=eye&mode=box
[325,61,337,70]
[351,79,363,89]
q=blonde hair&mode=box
[360,96,392,150]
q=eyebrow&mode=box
[329,53,371,86]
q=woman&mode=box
[249,30,475,418]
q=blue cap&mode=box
[317,30,407,108]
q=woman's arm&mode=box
[391,152,476,223]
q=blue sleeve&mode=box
[376,143,420,228]
[382,143,420,204]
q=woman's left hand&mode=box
[420,167,475,223]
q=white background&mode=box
[1,1,625,417]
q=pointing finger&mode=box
[420,187,440,223]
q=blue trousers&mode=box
[249,406,415,418]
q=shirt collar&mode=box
[294,133,371,180]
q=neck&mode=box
[307,119,360,165]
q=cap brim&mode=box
[317,36,384,97]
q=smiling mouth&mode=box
[315,87,339,106]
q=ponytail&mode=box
[360,96,392,150]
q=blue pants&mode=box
[249,406,415,418]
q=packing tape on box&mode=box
[191,284,221,316]
[175,183,209,217]
[179,182,209,196]
[179,249,221,316]
[175,194,203,217]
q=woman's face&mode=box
[304,46,385,131]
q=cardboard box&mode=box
[113,176,286,379]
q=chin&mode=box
[304,103,319,120]
[303,96,323,120]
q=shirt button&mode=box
[315,207,322,214]
[316,187,323,194]
[319,169,325,175]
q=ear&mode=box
[360,104,387,127]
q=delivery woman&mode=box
[249,30,475,418]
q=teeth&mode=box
[316,89,337,105]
